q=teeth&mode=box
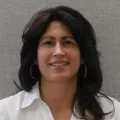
[50,63,68,67]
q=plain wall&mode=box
[0,0,120,100]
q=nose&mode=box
[52,43,65,57]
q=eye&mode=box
[63,40,73,45]
[44,41,54,46]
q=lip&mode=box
[49,61,69,67]
[49,61,69,64]
[49,63,69,67]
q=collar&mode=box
[21,81,41,109]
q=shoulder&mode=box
[0,91,25,119]
[0,82,40,119]
[97,94,120,119]
[107,96,120,119]
[0,90,25,106]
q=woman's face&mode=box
[37,21,81,83]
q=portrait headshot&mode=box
[0,1,120,120]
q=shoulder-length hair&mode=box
[18,5,113,120]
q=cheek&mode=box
[71,51,81,68]
[37,52,47,75]
[37,49,51,66]
[72,50,81,61]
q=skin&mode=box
[37,21,81,120]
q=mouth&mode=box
[49,62,69,67]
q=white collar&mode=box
[21,81,40,109]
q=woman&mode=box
[0,5,120,120]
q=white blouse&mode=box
[0,82,120,120]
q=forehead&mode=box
[41,21,73,37]
[46,21,68,29]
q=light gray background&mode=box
[0,0,120,100]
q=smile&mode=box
[49,62,69,67]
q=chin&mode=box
[50,75,73,82]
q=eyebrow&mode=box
[40,36,75,40]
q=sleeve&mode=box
[98,95,120,120]
[0,99,9,120]
[113,98,120,120]
[0,107,7,120]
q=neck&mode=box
[39,77,77,113]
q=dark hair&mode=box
[18,5,113,120]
